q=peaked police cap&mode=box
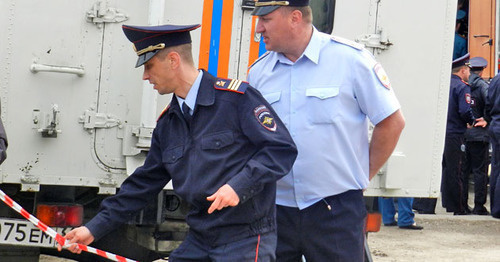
[468,56,488,70]
[251,0,310,16]
[122,24,201,67]
[452,53,470,69]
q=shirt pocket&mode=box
[163,145,184,164]
[201,131,235,150]
[263,91,282,105]
[305,86,340,124]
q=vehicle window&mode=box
[310,0,335,34]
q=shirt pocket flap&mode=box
[263,91,282,104]
[163,145,184,164]
[202,131,234,150]
[306,87,340,99]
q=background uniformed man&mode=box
[441,53,486,215]
[59,24,297,261]
[463,56,490,215]
[485,64,500,219]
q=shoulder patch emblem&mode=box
[465,93,471,104]
[254,105,277,132]
[330,35,364,50]
[373,63,391,89]
[214,78,249,94]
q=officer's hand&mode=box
[474,117,488,128]
[206,184,240,214]
[57,226,95,254]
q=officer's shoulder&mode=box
[213,77,250,94]
[330,35,364,50]
[157,103,171,121]
[248,51,271,69]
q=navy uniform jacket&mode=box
[0,106,7,165]
[465,73,489,142]
[486,73,500,133]
[447,74,474,134]
[86,71,297,246]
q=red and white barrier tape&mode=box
[0,189,138,262]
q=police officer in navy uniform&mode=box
[441,53,486,215]
[463,56,490,215]
[59,24,298,261]
[485,65,500,218]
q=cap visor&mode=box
[251,6,280,16]
[135,50,159,67]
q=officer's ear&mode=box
[166,51,181,69]
[290,9,303,25]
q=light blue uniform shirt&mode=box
[176,70,203,115]
[247,28,401,209]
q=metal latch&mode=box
[86,0,128,28]
[242,0,256,10]
[32,105,62,138]
[356,29,393,52]
[79,109,121,132]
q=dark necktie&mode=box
[182,102,192,122]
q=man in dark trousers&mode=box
[248,1,405,261]
[59,24,298,261]
[463,56,490,215]
[414,54,479,215]
[441,53,486,215]
[485,69,500,219]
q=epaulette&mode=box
[214,78,249,94]
[157,103,171,121]
[330,35,364,50]
[249,51,271,69]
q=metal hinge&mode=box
[79,109,121,132]
[356,29,393,52]
[86,0,128,28]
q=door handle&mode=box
[482,39,493,46]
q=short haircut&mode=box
[156,43,194,65]
[452,66,467,74]
[280,6,313,24]
[471,68,484,74]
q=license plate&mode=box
[0,218,72,248]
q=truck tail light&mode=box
[36,204,83,227]
[365,212,382,233]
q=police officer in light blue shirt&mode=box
[249,0,405,261]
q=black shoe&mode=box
[399,223,423,230]
[472,206,490,215]
[453,211,468,215]
[384,221,398,226]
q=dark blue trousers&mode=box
[489,130,500,218]
[276,190,366,262]
[169,230,276,262]
[441,134,466,213]
[462,141,490,209]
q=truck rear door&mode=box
[335,0,457,197]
